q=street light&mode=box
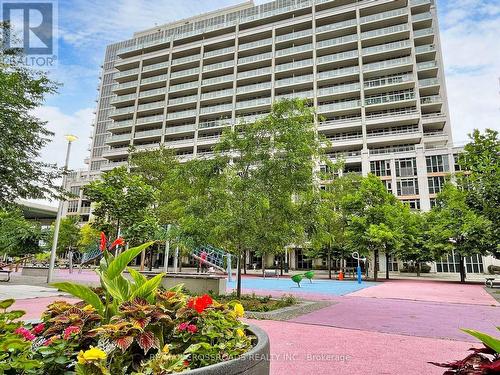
[47,134,78,283]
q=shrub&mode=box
[400,263,431,273]
[488,265,500,275]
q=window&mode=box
[453,153,463,171]
[429,198,437,208]
[67,200,79,213]
[69,186,80,196]
[436,251,484,273]
[383,180,392,194]
[426,155,449,173]
[370,160,391,176]
[295,249,312,270]
[397,178,419,195]
[428,176,446,194]
[387,254,399,271]
[395,157,417,177]
[401,199,420,210]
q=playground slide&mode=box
[191,245,228,273]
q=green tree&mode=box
[0,209,45,257]
[78,223,100,252]
[427,183,493,283]
[456,129,499,258]
[0,22,61,206]
[83,167,156,241]
[47,216,81,254]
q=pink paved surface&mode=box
[13,296,79,320]
[249,319,475,375]
[347,279,499,306]
[290,296,500,341]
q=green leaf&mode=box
[128,267,147,289]
[461,329,500,353]
[131,273,165,302]
[0,299,15,309]
[99,274,130,303]
[51,282,104,316]
[106,242,154,279]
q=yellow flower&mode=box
[77,347,107,364]
[236,328,245,338]
[162,344,170,353]
[82,305,95,313]
[233,303,244,318]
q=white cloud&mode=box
[438,0,500,144]
[33,106,94,170]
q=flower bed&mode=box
[0,238,268,374]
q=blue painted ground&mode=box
[227,277,378,296]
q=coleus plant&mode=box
[430,328,500,374]
[52,233,163,322]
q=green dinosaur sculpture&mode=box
[304,270,315,283]
[291,274,303,287]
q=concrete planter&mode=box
[21,267,49,277]
[186,324,270,375]
[140,272,227,295]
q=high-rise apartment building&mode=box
[65,0,497,274]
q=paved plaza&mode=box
[2,270,498,374]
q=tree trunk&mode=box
[373,249,379,281]
[236,251,242,297]
[385,252,390,280]
[148,246,154,271]
[280,254,284,276]
[416,262,421,277]
[140,249,146,271]
[327,248,332,279]
[243,250,247,275]
[459,256,466,283]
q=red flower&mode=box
[187,294,213,314]
[110,237,124,249]
[99,232,107,251]
[63,325,80,340]
[15,327,35,341]
[32,323,45,335]
[178,322,189,331]
[183,360,190,367]
[187,324,198,334]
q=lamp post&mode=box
[47,135,78,283]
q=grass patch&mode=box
[217,293,297,312]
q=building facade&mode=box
[64,0,498,274]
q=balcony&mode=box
[275,74,313,87]
[142,61,169,73]
[316,19,357,34]
[316,34,358,49]
[361,24,409,40]
[317,116,362,130]
[327,150,362,160]
[412,12,432,22]
[140,74,168,85]
[108,119,134,131]
[168,94,198,106]
[417,60,438,71]
[362,40,412,56]
[201,88,234,101]
[167,109,197,120]
[165,124,196,134]
[420,95,442,105]
[317,82,360,97]
[276,43,313,57]
[198,119,231,130]
[239,38,272,51]
[411,0,431,6]
[107,133,132,144]
[202,74,234,87]
[170,67,199,79]
[363,56,413,73]
[111,93,136,105]
[236,82,271,95]
[204,46,235,58]
[109,106,135,118]
[360,8,408,24]
[169,81,199,93]
[414,28,434,38]
[102,146,129,158]
[102,161,129,170]
[365,107,420,123]
[237,67,272,79]
[115,68,139,80]
[276,29,312,43]
[199,103,233,115]
[236,97,271,109]
[317,50,358,65]
[318,99,362,113]
[134,128,163,139]
[197,134,222,144]
[369,144,416,155]
[238,52,272,65]
[136,114,164,125]
[325,132,363,142]
[415,44,435,54]
[364,73,414,90]
[317,66,359,81]
[165,138,195,147]
[419,78,439,87]
[203,60,234,72]
[172,54,201,66]
[113,80,138,92]
[139,87,167,99]
[275,58,313,72]
[137,101,165,112]
[134,143,161,151]
[365,90,415,106]
[367,125,420,138]
[276,90,313,100]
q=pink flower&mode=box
[178,322,189,331]
[15,327,36,341]
[187,324,198,334]
[32,323,45,335]
[63,325,81,340]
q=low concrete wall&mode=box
[21,267,49,277]
[141,272,227,295]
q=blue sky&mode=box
[34,0,500,171]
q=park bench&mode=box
[485,277,500,288]
[0,270,12,282]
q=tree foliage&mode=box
[0,22,61,206]
[0,209,45,256]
